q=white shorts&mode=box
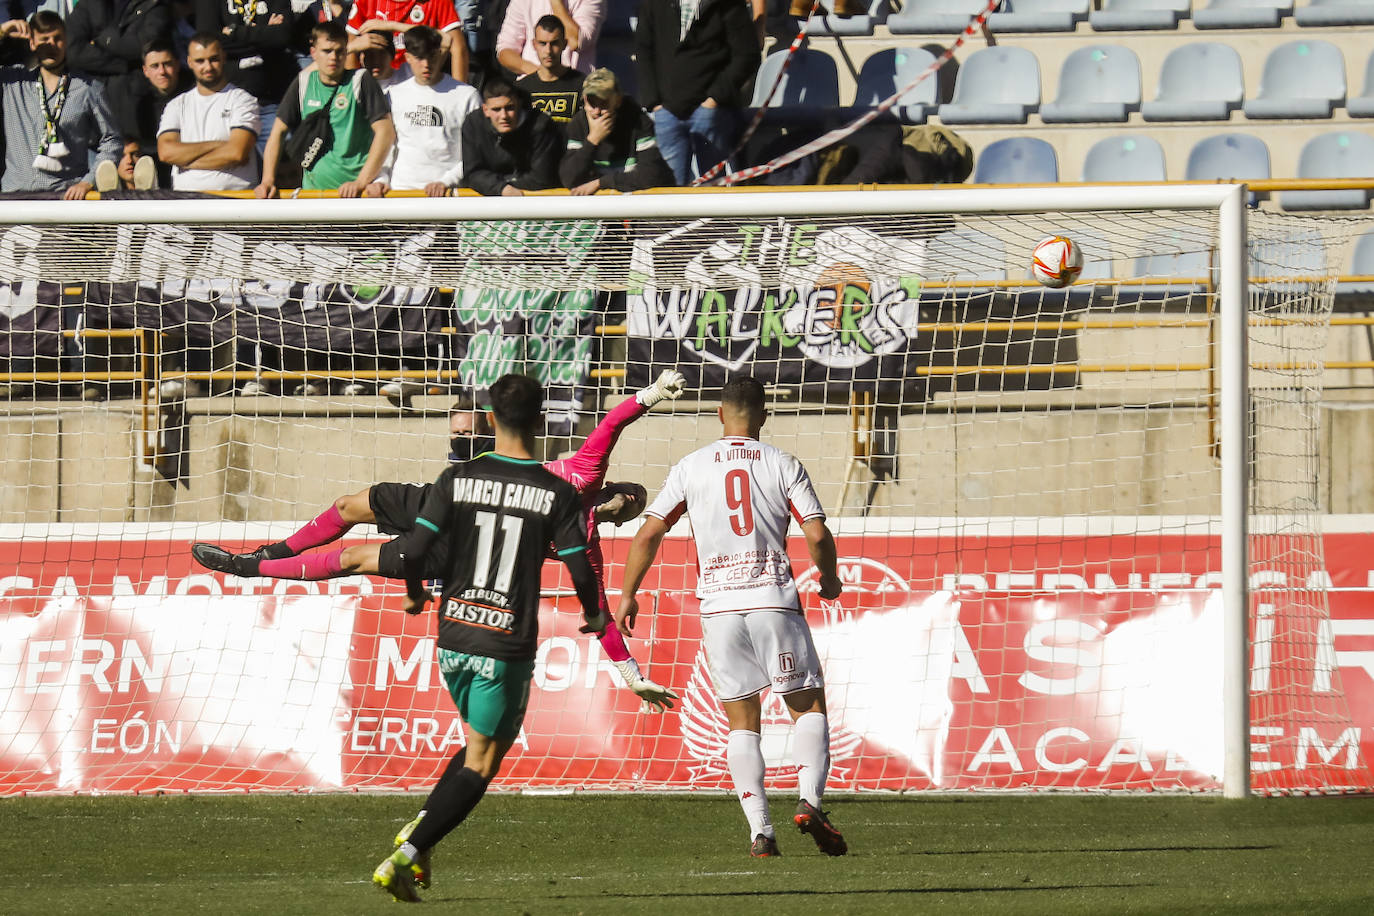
[700,609,824,702]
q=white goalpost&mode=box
[0,186,1368,797]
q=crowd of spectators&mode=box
[0,0,833,198]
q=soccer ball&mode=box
[1030,236,1084,289]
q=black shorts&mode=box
[372,482,450,580]
[369,482,431,535]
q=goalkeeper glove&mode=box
[636,369,686,408]
[613,658,680,712]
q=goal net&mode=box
[0,188,1369,797]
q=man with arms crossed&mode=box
[367,374,608,902]
[616,375,847,858]
[157,32,259,191]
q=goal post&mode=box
[0,185,1368,797]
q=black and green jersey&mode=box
[406,454,589,660]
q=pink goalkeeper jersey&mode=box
[646,437,825,616]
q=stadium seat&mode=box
[750,47,841,114]
[1040,45,1141,123]
[1081,135,1166,182]
[987,0,1091,32]
[924,227,1008,281]
[1140,43,1244,121]
[1294,0,1374,25]
[888,0,989,33]
[1280,131,1374,210]
[1333,230,1374,300]
[851,47,939,124]
[1185,133,1271,181]
[1249,226,1327,282]
[804,0,890,36]
[1117,226,1216,304]
[1242,40,1346,119]
[937,47,1040,125]
[1345,50,1374,117]
[1193,0,1291,28]
[972,137,1059,183]
[1089,0,1190,31]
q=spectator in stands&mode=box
[107,39,192,188]
[460,77,560,196]
[560,66,671,194]
[497,0,600,76]
[1,8,36,65]
[157,32,260,190]
[193,0,298,154]
[66,0,174,82]
[345,0,467,85]
[256,19,394,197]
[514,14,582,132]
[371,25,479,196]
[95,137,158,190]
[635,0,756,185]
[1,12,122,198]
[360,41,408,90]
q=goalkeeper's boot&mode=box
[794,800,848,856]
[373,850,423,903]
[239,542,293,563]
[394,815,433,889]
[750,834,781,858]
[190,543,260,577]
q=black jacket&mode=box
[67,0,174,78]
[194,0,300,104]
[560,97,674,192]
[635,0,758,119]
[460,107,563,197]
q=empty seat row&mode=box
[973,132,1374,209]
[752,41,1374,125]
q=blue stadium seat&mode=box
[1081,135,1166,182]
[804,0,890,36]
[1242,40,1346,119]
[1089,0,1190,30]
[1117,226,1216,304]
[1294,0,1374,25]
[924,228,1008,282]
[888,0,989,33]
[987,0,1091,32]
[851,47,939,124]
[1249,227,1327,282]
[972,137,1059,183]
[1280,131,1374,210]
[1334,230,1374,300]
[1345,50,1374,117]
[937,47,1040,125]
[1185,133,1271,181]
[750,47,841,112]
[1193,0,1291,28]
[1040,45,1140,123]
[1141,43,1244,121]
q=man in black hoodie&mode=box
[634,0,757,185]
[460,77,561,196]
[67,0,173,81]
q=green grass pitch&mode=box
[2,793,1372,914]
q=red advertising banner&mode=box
[1,528,1370,795]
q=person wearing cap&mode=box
[559,66,672,195]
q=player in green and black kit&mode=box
[371,373,605,903]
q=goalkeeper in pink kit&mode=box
[191,370,689,710]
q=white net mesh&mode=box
[0,192,1369,795]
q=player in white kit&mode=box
[615,376,847,857]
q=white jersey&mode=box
[381,74,480,190]
[646,436,825,616]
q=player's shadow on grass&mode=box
[444,882,1159,903]
[908,844,1275,856]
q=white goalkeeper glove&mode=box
[636,369,686,408]
[613,658,680,713]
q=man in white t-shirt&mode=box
[370,25,479,197]
[156,32,259,191]
[616,375,848,859]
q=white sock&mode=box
[793,712,830,808]
[727,729,772,839]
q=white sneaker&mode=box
[133,156,156,190]
[240,380,268,396]
[380,379,422,406]
[159,379,186,400]
[341,382,369,395]
[94,160,118,192]
[292,382,324,396]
